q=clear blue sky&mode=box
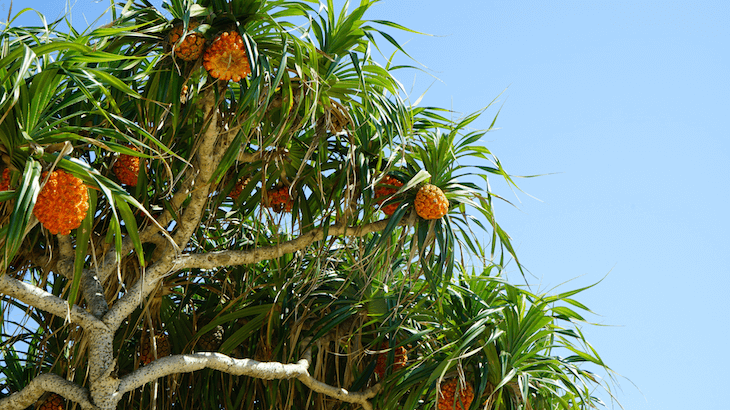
[5,1,729,409]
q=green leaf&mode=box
[69,188,96,307]
[5,160,41,264]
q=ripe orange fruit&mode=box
[438,378,474,410]
[203,31,251,82]
[168,21,206,61]
[414,184,448,220]
[228,177,250,201]
[38,393,64,410]
[374,175,404,216]
[0,168,11,191]
[34,170,89,236]
[267,185,293,213]
[113,145,141,187]
[374,343,408,378]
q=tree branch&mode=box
[102,255,175,330]
[176,218,407,270]
[117,350,379,410]
[0,274,107,331]
[0,373,99,410]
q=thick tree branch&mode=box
[102,255,175,330]
[0,373,98,410]
[117,351,379,410]
[0,274,107,331]
[237,150,259,162]
[177,218,406,270]
[170,90,219,248]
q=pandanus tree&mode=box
[0,1,616,409]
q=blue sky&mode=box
[5,1,729,409]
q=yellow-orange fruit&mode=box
[0,168,11,191]
[113,145,141,187]
[203,31,251,82]
[438,379,474,410]
[374,175,404,216]
[34,170,89,236]
[168,21,206,61]
[228,177,250,201]
[140,332,171,365]
[267,185,293,213]
[38,393,65,410]
[415,184,448,220]
[374,343,407,378]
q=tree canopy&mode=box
[0,1,615,409]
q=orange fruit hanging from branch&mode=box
[374,343,408,378]
[33,170,89,235]
[168,20,206,61]
[438,378,474,410]
[38,393,65,410]
[113,145,141,187]
[203,31,251,82]
[267,185,293,213]
[415,183,449,220]
[374,175,404,216]
[0,168,11,191]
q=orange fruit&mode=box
[0,168,11,191]
[267,185,293,213]
[438,378,474,410]
[168,21,206,61]
[203,31,251,82]
[34,170,89,235]
[38,393,65,410]
[374,175,404,216]
[374,343,408,378]
[228,177,250,201]
[113,145,141,187]
[414,184,448,220]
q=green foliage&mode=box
[0,1,616,410]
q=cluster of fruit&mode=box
[228,177,250,201]
[0,168,10,191]
[168,22,252,82]
[267,185,293,213]
[438,378,475,410]
[33,170,89,236]
[139,331,171,366]
[374,343,408,379]
[374,175,404,216]
[113,145,141,187]
[375,175,449,220]
[2,166,89,235]
[37,393,65,410]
